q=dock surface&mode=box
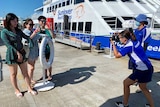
[0,40,160,107]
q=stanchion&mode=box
[103,42,115,58]
[34,69,55,91]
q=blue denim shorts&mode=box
[128,66,153,83]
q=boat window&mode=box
[62,2,65,6]
[64,15,69,30]
[72,22,77,31]
[55,23,57,31]
[116,18,122,29]
[78,22,83,32]
[55,23,61,31]
[49,7,52,12]
[74,0,84,4]
[59,23,62,30]
[66,0,70,5]
[55,4,57,10]
[68,22,71,30]
[52,6,54,11]
[59,3,61,8]
[152,19,160,28]
[47,7,49,13]
[85,22,92,32]
[122,17,134,20]
[71,0,72,4]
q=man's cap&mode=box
[135,14,148,25]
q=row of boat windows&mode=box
[55,22,92,33]
[47,0,135,13]
[47,0,86,13]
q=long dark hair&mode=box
[120,28,136,41]
[23,18,33,28]
[5,13,19,31]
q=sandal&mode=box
[28,90,38,96]
[37,76,47,81]
[47,76,52,81]
[15,92,23,98]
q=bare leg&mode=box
[19,62,32,91]
[8,64,21,93]
[139,83,154,107]
[123,78,136,106]
[28,59,36,83]
[47,67,52,80]
[46,58,52,80]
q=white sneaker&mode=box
[145,104,150,107]
[115,102,129,107]
[157,81,160,85]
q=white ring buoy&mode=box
[39,36,54,69]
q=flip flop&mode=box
[47,76,52,81]
[15,92,23,98]
[28,90,38,96]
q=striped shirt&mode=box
[119,40,152,71]
[134,26,151,46]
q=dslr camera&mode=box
[111,33,120,42]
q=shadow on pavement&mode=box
[51,66,96,87]
[100,71,160,107]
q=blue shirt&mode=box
[119,40,152,71]
[134,26,151,46]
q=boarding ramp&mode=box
[55,32,94,50]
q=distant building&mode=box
[0,17,4,30]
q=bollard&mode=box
[96,42,101,50]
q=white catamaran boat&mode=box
[33,0,160,59]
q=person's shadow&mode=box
[99,71,160,107]
[50,66,96,87]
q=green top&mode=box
[1,28,33,64]
[39,29,52,54]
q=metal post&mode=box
[109,43,112,57]
[0,55,3,82]
[90,35,92,52]
[43,68,46,85]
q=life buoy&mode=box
[39,36,54,69]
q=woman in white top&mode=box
[23,18,40,84]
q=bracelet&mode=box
[34,30,38,33]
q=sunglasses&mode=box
[29,24,34,26]
[40,20,46,23]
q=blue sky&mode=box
[0,0,43,19]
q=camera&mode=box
[111,33,120,42]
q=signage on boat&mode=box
[57,4,85,20]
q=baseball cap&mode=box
[135,14,148,25]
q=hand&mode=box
[110,37,115,45]
[34,27,41,34]
[16,51,23,62]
